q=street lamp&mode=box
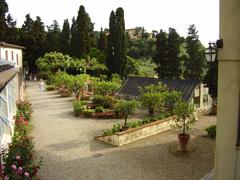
[205,39,223,62]
[205,42,217,62]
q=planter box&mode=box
[81,94,92,100]
[95,116,176,147]
[94,112,106,118]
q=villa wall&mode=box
[215,0,240,179]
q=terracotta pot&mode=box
[94,112,105,118]
[81,94,91,100]
[105,111,115,117]
[178,133,190,152]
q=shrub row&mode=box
[1,100,43,180]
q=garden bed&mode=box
[94,116,176,147]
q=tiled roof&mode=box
[116,76,200,101]
[0,42,25,49]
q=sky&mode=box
[6,0,219,46]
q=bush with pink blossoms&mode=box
[0,100,43,179]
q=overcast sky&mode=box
[7,0,219,46]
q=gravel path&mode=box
[27,81,216,180]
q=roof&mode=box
[0,42,25,49]
[116,76,201,101]
[0,67,19,92]
[0,64,14,73]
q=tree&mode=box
[114,100,138,129]
[46,20,61,52]
[20,14,46,73]
[140,82,168,115]
[152,30,168,78]
[167,28,181,78]
[0,0,8,41]
[70,17,78,56]
[70,5,93,58]
[204,60,218,99]
[106,7,127,78]
[184,24,206,80]
[173,101,196,135]
[59,19,70,54]
[97,28,107,53]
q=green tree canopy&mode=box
[152,30,168,78]
[59,19,70,54]
[184,24,206,80]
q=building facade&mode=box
[0,42,25,150]
[215,0,240,179]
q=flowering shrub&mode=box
[1,100,43,180]
[16,100,33,122]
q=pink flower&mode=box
[17,167,23,175]
[24,171,30,177]
[3,176,9,180]
[11,164,17,170]
[16,156,21,160]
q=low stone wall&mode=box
[94,116,176,147]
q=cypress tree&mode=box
[152,29,168,79]
[106,11,116,74]
[46,20,61,52]
[70,5,93,58]
[184,24,206,80]
[97,27,107,53]
[115,7,127,77]
[106,8,127,78]
[0,0,8,41]
[59,19,70,54]
[70,17,78,56]
[167,28,181,78]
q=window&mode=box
[16,54,18,65]
[11,51,14,61]
[5,50,8,60]
[7,82,16,116]
[0,96,9,125]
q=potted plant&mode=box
[73,100,86,116]
[141,92,165,116]
[105,109,115,117]
[173,101,196,152]
[114,100,138,129]
[94,106,105,118]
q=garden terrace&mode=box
[27,81,216,179]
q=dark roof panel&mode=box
[0,42,25,49]
[117,76,200,101]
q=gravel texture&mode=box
[27,81,216,180]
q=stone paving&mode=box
[27,81,216,180]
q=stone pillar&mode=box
[215,0,240,179]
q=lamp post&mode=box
[205,42,217,62]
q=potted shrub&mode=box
[73,100,86,116]
[114,100,138,129]
[105,109,115,117]
[82,109,94,117]
[165,90,182,115]
[173,101,197,152]
[205,125,216,139]
[94,106,105,118]
[141,92,165,116]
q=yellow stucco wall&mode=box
[215,0,240,179]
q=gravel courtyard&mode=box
[27,81,216,180]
